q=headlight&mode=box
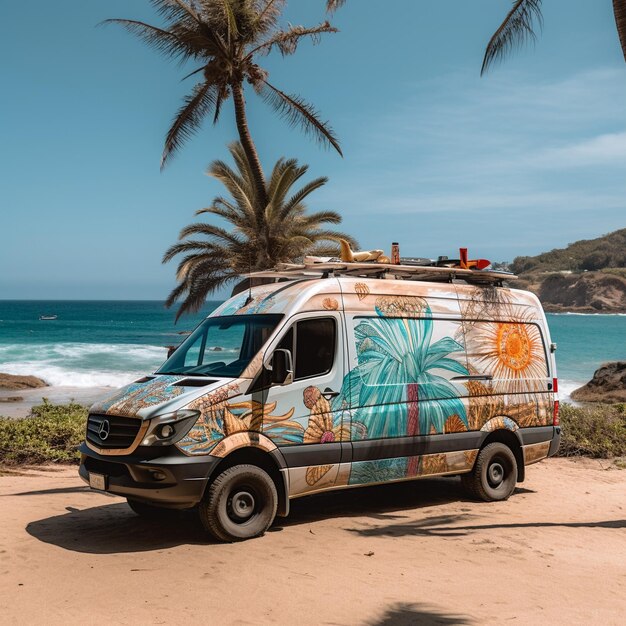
[141,409,200,447]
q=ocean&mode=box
[0,300,624,400]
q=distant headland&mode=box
[506,228,626,314]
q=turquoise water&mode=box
[0,301,624,398]
[547,313,626,397]
[0,301,220,387]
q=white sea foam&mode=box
[558,379,585,404]
[0,361,141,388]
[0,342,166,388]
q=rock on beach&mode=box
[571,361,626,403]
[0,373,48,391]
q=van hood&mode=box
[89,374,237,420]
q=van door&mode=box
[341,307,470,486]
[258,310,349,495]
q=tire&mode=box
[199,464,277,542]
[462,442,518,502]
[126,498,174,519]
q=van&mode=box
[79,262,561,541]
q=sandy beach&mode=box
[0,457,624,625]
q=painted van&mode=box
[79,271,561,541]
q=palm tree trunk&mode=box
[406,382,420,476]
[614,0,626,62]
[232,82,268,207]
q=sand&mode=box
[0,386,111,418]
[0,458,624,625]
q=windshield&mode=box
[157,314,283,378]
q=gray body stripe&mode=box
[278,426,557,468]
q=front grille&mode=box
[86,413,142,449]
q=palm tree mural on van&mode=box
[348,296,469,477]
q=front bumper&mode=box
[78,442,220,509]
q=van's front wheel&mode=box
[462,442,517,502]
[199,464,277,542]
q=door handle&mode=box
[322,387,340,399]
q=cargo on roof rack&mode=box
[246,261,516,285]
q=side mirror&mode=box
[269,349,293,385]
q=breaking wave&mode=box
[0,343,167,388]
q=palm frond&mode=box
[326,0,346,14]
[268,158,305,204]
[614,0,626,62]
[181,65,206,81]
[162,239,218,263]
[248,22,338,58]
[300,210,343,226]
[196,202,242,221]
[261,81,342,156]
[178,222,244,247]
[280,177,328,220]
[252,0,283,31]
[151,0,201,24]
[218,0,240,45]
[101,19,193,61]
[481,0,543,75]
[226,142,261,195]
[305,229,358,247]
[208,159,257,215]
[306,244,341,256]
[161,82,217,168]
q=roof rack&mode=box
[246,261,516,286]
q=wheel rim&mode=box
[487,460,505,488]
[227,488,257,523]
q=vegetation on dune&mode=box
[1,401,625,467]
[507,229,626,313]
[511,228,626,275]
[163,141,357,318]
[558,403,626,459]
[0,401,87,465]
[107,0,341,206]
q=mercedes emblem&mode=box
[98,419,111,441]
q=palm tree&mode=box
[106,0,341,205]
[348,299,469,474]
[351,304,467,439]
[482,0,626,74]
[163,141,357,318]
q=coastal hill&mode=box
[509,228,626,313]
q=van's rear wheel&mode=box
[199,464,277,542]
[462,442,517,502]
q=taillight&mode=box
[553,400,560,426]
[552,377,559,393]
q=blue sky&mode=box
[1,0,625,300]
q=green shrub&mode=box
[0,400,88,465]
[558,403,626,458]
[1,400,625,466]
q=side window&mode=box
[256,317,336,390]
[294,318,336,380]
[464,320,549,379]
